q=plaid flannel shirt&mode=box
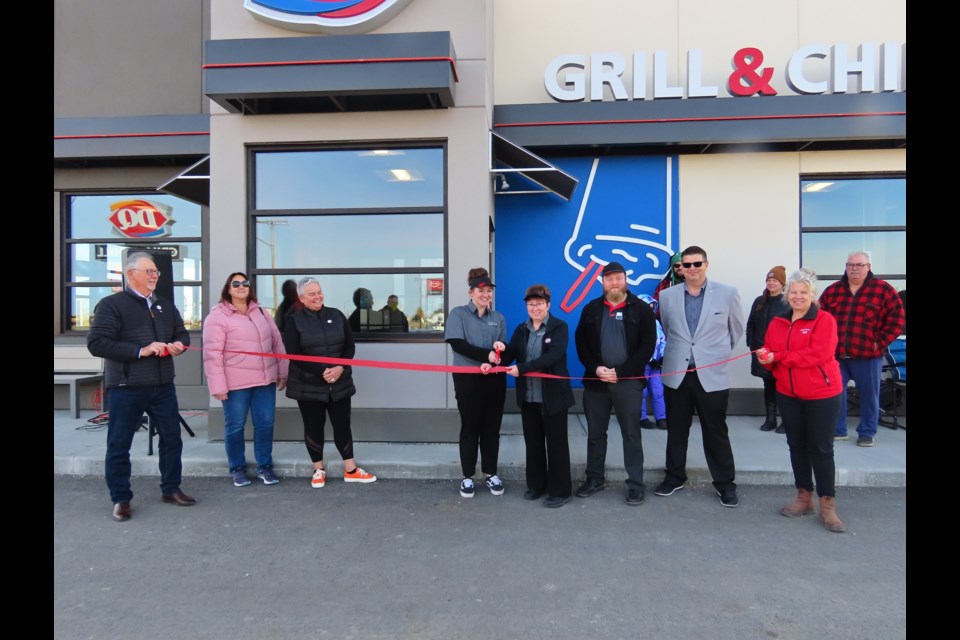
[818,272,904,359]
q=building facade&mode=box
[54,0,906,442]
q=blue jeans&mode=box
[836,357,882,438]
[222,383,277,472]
[105,383,183,503]
[640,364,666,420]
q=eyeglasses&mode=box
[673,264,684,269]
[230,280,251,288]
[132,269,161,276]
[526,300,547,307]
[845,263,869,269]
[681,261,704,268]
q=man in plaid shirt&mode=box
[818,250,905,447]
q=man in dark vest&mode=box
[87,252,195,522]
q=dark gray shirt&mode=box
[600,301,628,368]
[523,316,547,403]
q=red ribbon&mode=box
[186,345,760,381]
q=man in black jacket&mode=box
[87,252,194,522]
[574,262,657,505]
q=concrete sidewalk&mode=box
[54,409,906,488]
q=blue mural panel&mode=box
[495,155,679,387]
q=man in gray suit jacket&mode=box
[654,246,745,508]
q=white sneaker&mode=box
[311,469,326,489]
[485,474,504,496]
[460,478,475,498]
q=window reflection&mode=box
[801,176,905,282]
[256,274,445,334]
[256,148,444,210]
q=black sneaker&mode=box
[656,419,668,430]
[626,486,645,505]
[654,479,685,496]
[543,496,571,508]
[460,478,475,498]
[856,436,875,447]
[523,488,545,501]
[717,487,740,508]
[485,475,505,496]
[639,419,654,429]
[575,477,605,498]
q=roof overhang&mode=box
[203,31,457,115]
[490,131,580,201]
[54,115,210,168]
[493,92,905,154]
[157,156,210,207]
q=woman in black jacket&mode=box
[745,266,789,433]
[495,284,575,508]
[283,277,377,489]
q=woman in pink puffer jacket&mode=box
[202,272,288,488]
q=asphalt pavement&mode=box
[54,475,907,640]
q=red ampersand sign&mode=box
[728,47,778,96]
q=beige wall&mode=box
[494,0,905,104]
[54,0,209,118]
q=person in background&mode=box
[656,246,745,508]
[758,268,846,533]
[203,272,288,487]
[380,294,409,332]
[496,284,575,508]
[87,252,195,522]
[348,287,375,333]
[283,277,377,489]
[817,250,905,447]
[274,278,303,334]
[574,261,657,506]
[637,294,667,431]
[746,266,789,433]
[652,251,684,318]
[897,289,906,334]
[408,306,430,330]
[445,267,508,499]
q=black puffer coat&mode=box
[745,292,788,379]
[282,306,356,403]
[87,289,190,388]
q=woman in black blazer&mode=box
[491,284,575,508]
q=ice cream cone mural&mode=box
[559,157,677,312]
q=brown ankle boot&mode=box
[780,488,815,517]
[818,496,846,533]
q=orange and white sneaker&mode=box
[310,468,326,489]
[344,466,377,483]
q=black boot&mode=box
[774,404,785,434]
[760,402,777,431]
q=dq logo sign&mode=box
[108,200,175,239]
[244,0,414,34]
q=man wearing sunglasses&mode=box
[655,246,745,508]
[88,251,195,522]
[817,250,904,447]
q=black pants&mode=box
[663,371,736,491]
[582,379,646,489]
[296,397,354,463]
[452,372,506,478]
[762,376,778,407]
[777,392,841,497]
[521,402,572,498]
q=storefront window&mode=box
[64,193,204,331]
[252,145,446,338]
[800,176,906,293]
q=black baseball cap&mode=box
[602,261,626,276]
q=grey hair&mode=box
[296,276,320,296]
[847,249,872,264]
[787,268,819,301]
[124,251,154,271]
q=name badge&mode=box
[615,311,623,320]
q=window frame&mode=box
[247,141,449,342]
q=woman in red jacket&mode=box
[757,269,845,533]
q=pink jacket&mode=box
[202,301,288,396]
